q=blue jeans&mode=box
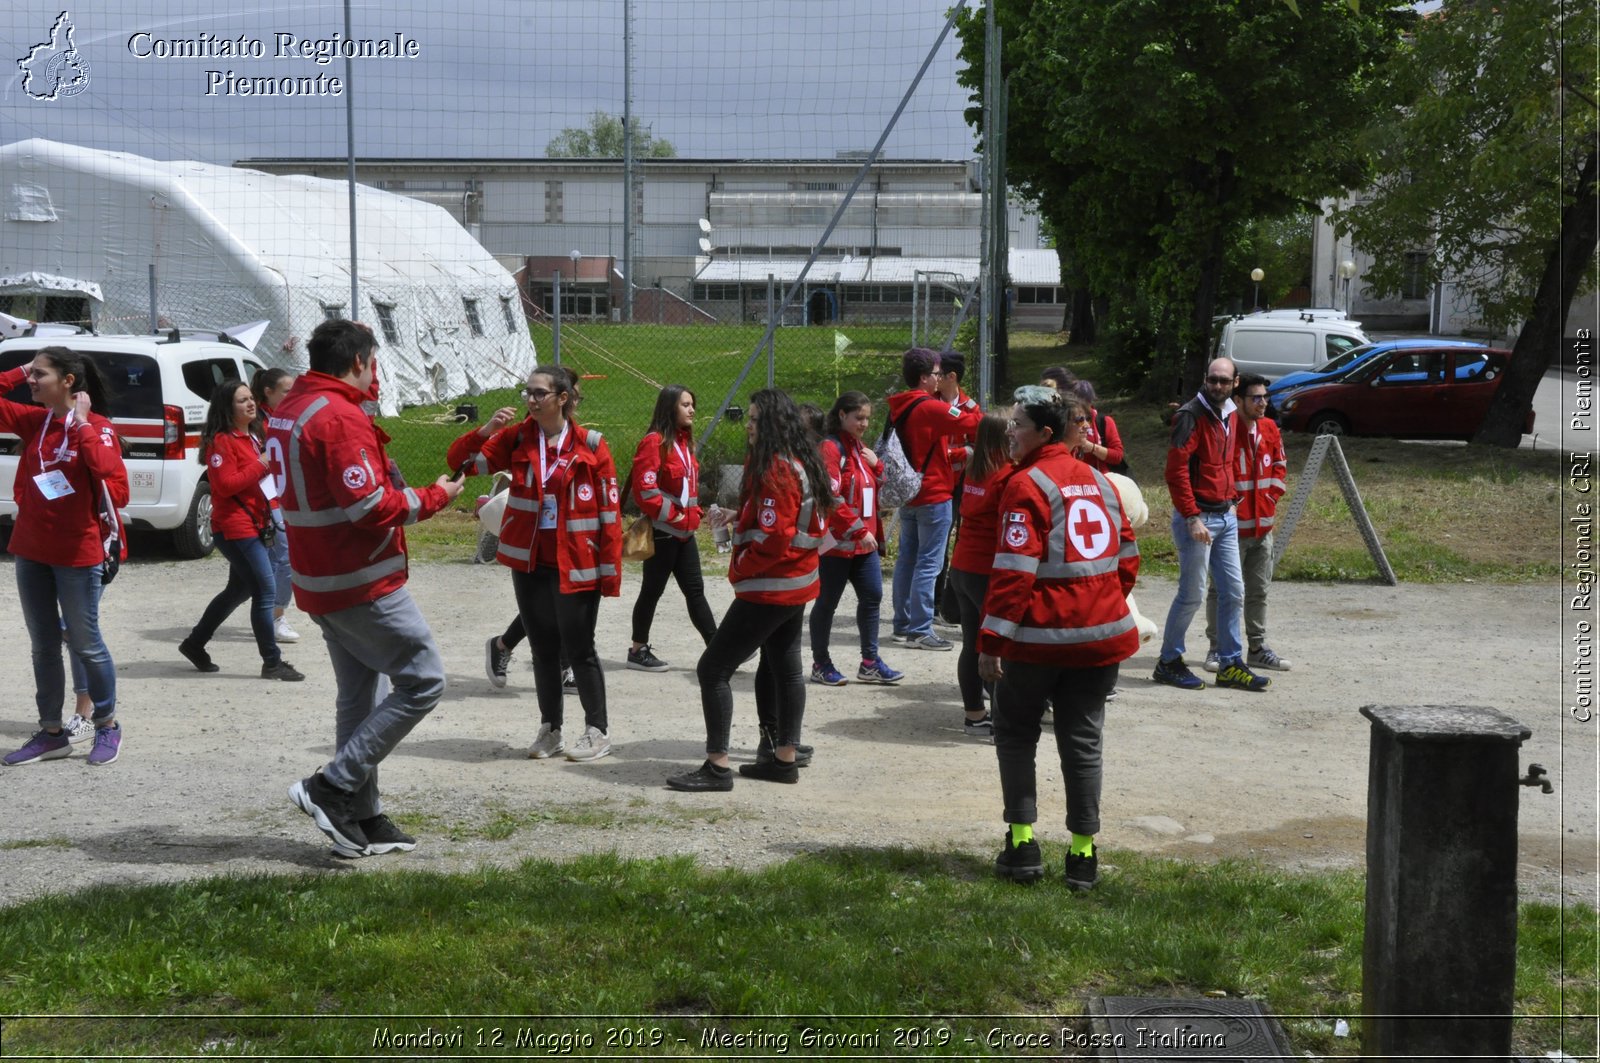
[189,534,280,663]
[809,550,883,665]
[269,509,292,612]
[1160,509,1244,664]
[311,587,445,819]
[16,557,116,726]
[891,499,953,638]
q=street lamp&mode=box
[1250,267,1264,310]
[1338,259,1358,314]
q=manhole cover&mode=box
[1084,997,1295,1060]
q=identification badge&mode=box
[539,494,558,529]
[861,485,875,520]
[259,474,279,502]
[33,469,75,500]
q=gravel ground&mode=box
[0,554,1591,908]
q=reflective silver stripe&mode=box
[365,528,395,561]
[586,429,602,450]
[653,518,692,539]
[291,554,406,593]
[471,453,491,476]
[568,564,617,582]
[1028,466,1069,565]
[637,486,664,502]
[733,528,768,545]
[1094,468,1126,543]
[1261,477,1285,491]
[1238,518,1258,531]
[567,518,600,531]
[1008,614,1138,645]
[1234,476,1286,492]
[1037,556,1121,579]
[1119,540,1139,559]
[991,553,1039,574]
[840,516,865,539]
[343,485,385,523]
[1257,514,1275,528]
[791,532,826,549]
[983,614,1018,638]
[507,495,541,513]
[282,507,349,528]
[732,571,818,594]
[598,510,617,524]
[403,487,423,525]
[282,396,329,522]
[499,542,531,561]
[1234,478,1258,491]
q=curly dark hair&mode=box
[743,389,834,520]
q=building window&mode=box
[1400,251,1430,301]
[321,304,345,321]
[500,296,518,334]
[373,302,400,345]
[463,298,484,337]
[694,283,741,301]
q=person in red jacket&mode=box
[1154,356,1269,693]
[808,390,902,687]
[1203,373,1291,672]
[1070,379,1127,476]
[251,367,300,645]
[667,388,833,792]
[276,320,464,858]
[0,346,128,767]
[624,384,717,672]
[179,380,304,681]
[948,411,1013,736]
[450,365,622,763]
[886,347,982,650]
[978,386,1140,890]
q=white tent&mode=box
[0,138,536,413]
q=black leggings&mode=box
[993,661,1116,835]
[632,530,718,645]
[511,567,605,731]
[696,598,805,755]
[950,567,990,713]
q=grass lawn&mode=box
[1,850,1592,1058]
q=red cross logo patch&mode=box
[1066,499,1112,559]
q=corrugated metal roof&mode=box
[695,248,1059,286]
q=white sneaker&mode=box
[1248,646,1292,671]
[527,723,563,759]
[63,715,94,744]
[1202,650,1220,673]
[565,726,611,762]
[274,617,301,643]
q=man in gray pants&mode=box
[268,319,464,857]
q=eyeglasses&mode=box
[521,387,554,402]
[1244,393,1269,403]
[1070,415,1091,425]
[1006,418,1029,430]
[1205,375,1236,386]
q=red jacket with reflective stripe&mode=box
[728,458,824,605]
[205,429,273,541]
[820,434,881,557]
[951,461,1016,576]
[885,388,982,506]
[1234,416,1287,540]
[978,443,1141,667]
[629,427,700,539]
[0,366,129,568]
[267,372,448,615]
[447,417,622,596]
[1164,393,1240,519]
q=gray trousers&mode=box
[1205,531,1275,652]
[311,587,445,819]
[993,660,1117,836]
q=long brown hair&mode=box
[966,412,1011,483]
[743,389,834,519]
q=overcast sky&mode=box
[2,1,976,165]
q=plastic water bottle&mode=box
[709,504,732,553]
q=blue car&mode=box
[1266,338,1488,404]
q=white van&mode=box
[1216,314,1370,381]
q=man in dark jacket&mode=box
[1153,357,1270,693]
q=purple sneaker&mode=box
[3,728,72,767]
[87,723,122,766]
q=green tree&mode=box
[1336,0,1597,447]
[957,0,1408,393]
[546,112,677,158]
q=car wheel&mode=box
[1308,413,1349,437]
[173,480,215,559]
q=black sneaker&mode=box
[995,832,1044,883]
[738,758,799,784]
[627,645,670,672]
[1064,849,1100,891]
[964,713,994,736]
[1215,660,1271,692]
[289,772,368,853]
[667,760,735,792]
[334,813,417,858]
[755,740,814,768]
[179,639,219,673]
[261,659,305,682]
[485,637,512,688]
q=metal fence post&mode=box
[766,273,776,388]
[552,269,562,367]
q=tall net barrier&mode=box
[1,2,1023,505]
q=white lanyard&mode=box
[673,438,694,507]
[538,422,570,487]
[36,410,74,469]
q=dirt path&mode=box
[0,556,1591,907]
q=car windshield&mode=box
[1317,343,1376,376]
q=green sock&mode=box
[1010,823,1034,846]
[1069,833,1095,857]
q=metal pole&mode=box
[552,270,562,366]
[622,0,634,324]
[766,274,776,388]
[977,1,998,408]
[343,0,359,318]
[910,270,919,347]
[147,264,159,333]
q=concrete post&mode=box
[1360,704,1533,1061]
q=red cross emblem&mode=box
[1066,499,1112,559]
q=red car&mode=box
[1275,345,1531,440]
